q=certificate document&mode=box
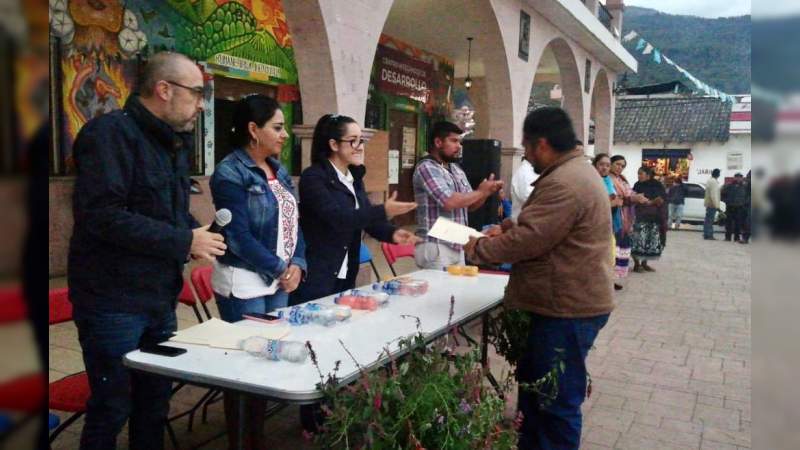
[427,217,485,245]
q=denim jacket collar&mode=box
[232,148,285,181]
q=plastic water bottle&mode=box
[335,294,378,311]
[280,304,338,326]
[240,336,309,363]
[350,289,389,306]
[372,279,429,296]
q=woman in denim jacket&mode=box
[210,94,306,445]
[210,95,306,320]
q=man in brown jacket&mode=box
[465,107,613,449]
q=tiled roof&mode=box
[614,97,732,143]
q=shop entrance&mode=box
[387,109,419,226]
[213,77,277,166]
[642,149,692,181]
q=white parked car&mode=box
[679,182,726,225]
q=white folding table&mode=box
[124,269,509,447]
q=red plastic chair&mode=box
[189,265,214,309]
[0,287,27,324]
[177,279,206,323]
[380,242,415,277]
[48,287,91,446]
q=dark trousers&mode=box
[516,313,609,450]
[725,206,746,241]
[74,307,177,450]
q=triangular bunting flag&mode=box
[643,44,654,55]
[653,50,661,64]
[635,38,646,51]
[623,30,638,42]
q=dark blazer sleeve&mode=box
[72,118,193,262]
[299,166,388,233]
[360,189,396,243]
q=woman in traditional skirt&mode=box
[609,156,647,285]
[631,166,668,272]
[593,153,624,289]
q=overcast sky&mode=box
[624,0,751,18]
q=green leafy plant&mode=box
[486,307,531,368]
[309,296,519,449]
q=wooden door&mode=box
[387,110,418,226]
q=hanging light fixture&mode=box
[464,37,473,90]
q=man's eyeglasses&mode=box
[339,138,366,149]
[165,80,207,100]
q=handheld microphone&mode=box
[208,208,232,234]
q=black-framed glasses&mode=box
[339,138,366,149]
[165,80,207,100]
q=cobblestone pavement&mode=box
[580,229,751,450]
[49,228,750,449]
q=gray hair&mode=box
[139,52,196,97]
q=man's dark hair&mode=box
[638,165,655,178]
[429,121,463,148]
[523,107,576,153]
[712,168,721,178]
[610,155,626,164]
[734,172,743,178]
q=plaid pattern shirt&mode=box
[412,157,473,250]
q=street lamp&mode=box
[465,37,473,90]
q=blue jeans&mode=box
[73,307,177,450]
[516,313,609,450]
[703,207,717,238]
[668,203,684,227]
[215,290,289,322]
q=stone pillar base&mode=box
[501,147,525,189]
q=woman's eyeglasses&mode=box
[339,138,366,149]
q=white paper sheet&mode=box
[169,318,291,350]
[427,217,485,245]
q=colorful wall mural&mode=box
[49,0,297,174]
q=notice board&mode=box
[364,130,389,194]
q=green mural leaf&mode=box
[185,2,257,60]
[224,30,298,83]
[165,0,202,25]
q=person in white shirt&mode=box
[703,168,722,240]
[510,157,539,220]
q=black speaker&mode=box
[460,139,502,232]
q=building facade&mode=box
[48,0,637,276]
[612,95,752,185]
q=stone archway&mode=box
[590,68,612,154]
[530,37,585,143]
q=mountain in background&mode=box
[620,6,751,94]
[752,17,800,93]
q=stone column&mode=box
[606,0,625,38]
[501,146,524,189]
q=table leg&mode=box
[235,393,246,450]
[481,313,504,399]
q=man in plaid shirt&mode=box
[412,121,503,269]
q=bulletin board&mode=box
[364,130,389,194]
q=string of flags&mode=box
[622,30,734,104]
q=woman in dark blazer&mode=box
[293,113,418,433]
[293,114,418,304]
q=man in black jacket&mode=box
[721,173,749,242]
[68,52,226,450]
